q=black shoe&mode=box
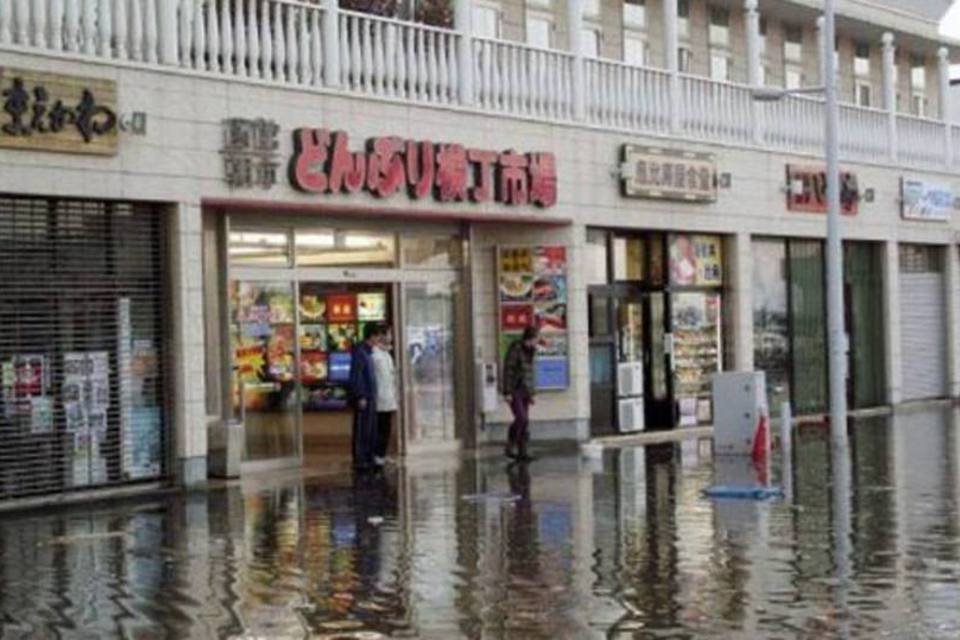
[504,447,518,460]
[516,453,535,462]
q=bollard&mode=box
[780,401,794,501]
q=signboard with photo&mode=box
[497,246,570,391]
[668,234,723,287]
[901,178,954,221]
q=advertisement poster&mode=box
[299,324,328,351]
[327,323,358,351]
[669,234,722,286]
[497,245,570,391]
[357,292,387,321]
[299,294,327,321]
[300,351,328,383]
[327,294,357,322]
[125,407,162,480]
[901,178,953,221]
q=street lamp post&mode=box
[752,4,848,450]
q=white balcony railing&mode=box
[1,0,958,173]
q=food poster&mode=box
[328,324,357,352]
[299,293,327,322]
[266,325,296,381]
[357,292,387,321]
[327,294,357,323]
[301,351,328,384]
[669,234,723,287]
[497,245,570,391]
[299,324,328,351]
[671,292,721,427]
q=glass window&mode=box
[708,6,730,47]
[759,17,767,55]
[678,0,690,39]
[581,27,601,57]
[526,13,552,48]
[854,43,870,77]
[855,80,871,107]
[229,230,290,266]
[752,240,790,412]
[785,66,803,90]
[613,237,645,282]
[472,4,500,38]
[679,47,694,73]
[899,244,943,273]
[402,234,463,270]
[623,0,646,28]
[912,93,927,117]
[784,25,803,62]
[789,240,828,414]
[710,53,730,81]
[295,229,396,267]
[911,55,927,90]
[585,229,609,286]
[624,34,648,66]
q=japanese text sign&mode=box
[0,67,118,155]
[621,145,717,202]
[901,178,954,222]
[290,129,557,208]
[786,164,859,215]
[669,234,723,286]
[221,118,281,189]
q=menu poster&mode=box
[299,324,328,351]
[669,234,722,287]
[328,323,358,352]
[299,294,327,321]
[327,294,357,322]
[301,351,328,383]
[125,407,162,480]
[497,245,570,391]
[357,293,387,321]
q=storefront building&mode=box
[2,0,960,503]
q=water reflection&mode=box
[0,409,958,639]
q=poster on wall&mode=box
[497,246,570,391]
[669,234,723,286]
[901,178,954,221]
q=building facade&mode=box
[0,0,958,503]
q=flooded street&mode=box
[1,408,958,639]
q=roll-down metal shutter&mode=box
[899,246,947,401]
[0,196,168,501]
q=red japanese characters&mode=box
[289,128,557,208]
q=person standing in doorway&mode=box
[349,323,382,472]
[502,326,539,461]
[372,323,398,467]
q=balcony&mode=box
[0,0,956,173]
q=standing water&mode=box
[0,408,957,639]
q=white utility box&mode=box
[617,361,645,432]
[476,361,500,414]
[712,371,767,457]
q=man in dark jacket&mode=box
[502,326,539,461]
[349,322,382,472]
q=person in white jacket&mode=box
[371,323,398,466]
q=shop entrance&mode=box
[586,230,725,434]
[221,220,466,471]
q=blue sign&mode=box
[536,357,568,390]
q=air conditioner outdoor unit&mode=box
[618,398,645,433]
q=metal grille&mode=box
[0,195,168,501]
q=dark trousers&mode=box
[376,412,392,458]
[353,403,378,470]
[508,391,531,454]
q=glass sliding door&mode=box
[230,281,300,462]
[789,241,828,415]
[752,240,790,411]
[845,243,885,408]
[403,283,457,445]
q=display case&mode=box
[671,292,722,426]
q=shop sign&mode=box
[221,118,281,189]
[786,164,859,215]
[0,67,118,155]
[620,145,717,202]
[290,129,557,207]
[901,178,954,222]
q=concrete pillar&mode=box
[882,32,898,162]
[170,202,208,486]
[938,47,953,167]
[454,0,475,105]
[744,0,763,145]
[568,0,586,120]
[730,232,755,371]
[882,240,902,405]
[817,16,826,87]
[945,244,960,398]
[663,0,680,133]
[157,0,179,65]
[322,0,341,88]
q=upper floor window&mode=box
[854,43,870,77]
[526,11,553,48]
[711,53,731,81]
[679,46,694,73]
[911,55,928,116]
[785,66,803,90]
[472,3,501,39]
[708,6,730,47]
[624,34,649,66]
[624,0,646,29]
[582,27,601,58]
[784,26,803,63]
[759,17,767,56]
[678,0,690,40]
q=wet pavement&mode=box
[0,408,959,639]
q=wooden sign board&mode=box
[621,145,718,203]
[0,67,118,156]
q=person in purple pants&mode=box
[502,326,539,461]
